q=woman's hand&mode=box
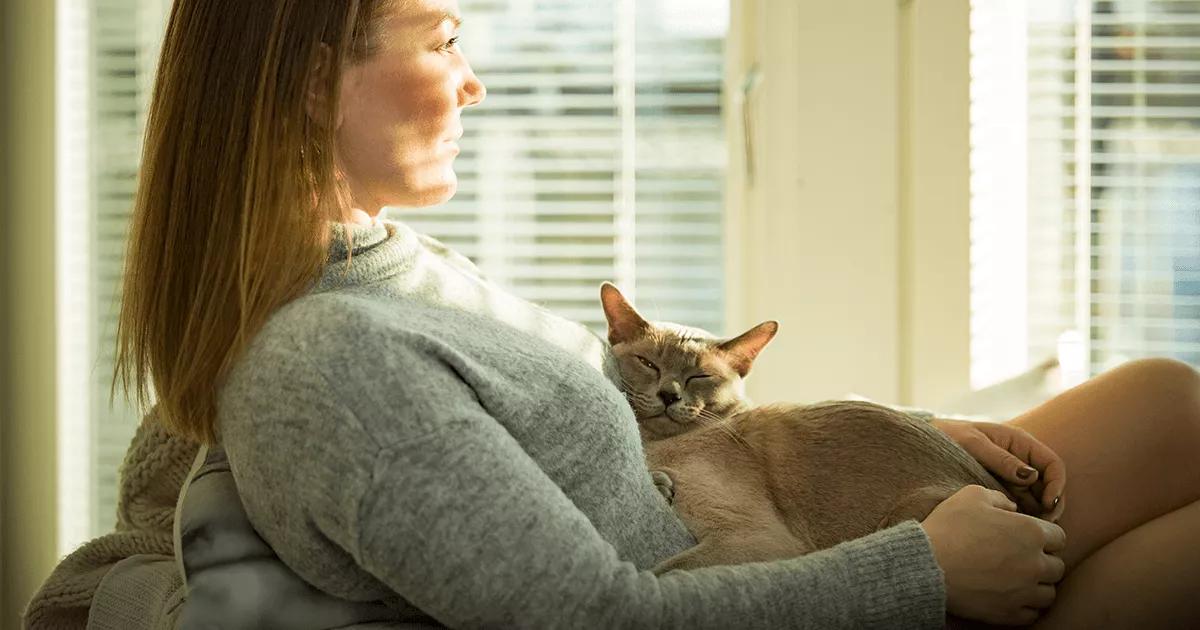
[931,418,1066,522]
[921,485,1067,626]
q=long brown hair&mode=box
[113,0,394,445]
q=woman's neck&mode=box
[339,166,383,225]
[345,206,380,226]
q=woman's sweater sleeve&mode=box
[356,400,944,629]
[219,321,946,630]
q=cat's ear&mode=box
[718,321,779,377]
[600,282,650,345]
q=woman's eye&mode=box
[636,356,658,372]
[441,36,460,52]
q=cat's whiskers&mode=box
[617,377,659,419]
[692,406,756,453]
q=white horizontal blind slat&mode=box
[76,0,168,540]
[970,0,1200,392]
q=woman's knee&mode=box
[1116,357,1200,418]
[1116,358,1200,479]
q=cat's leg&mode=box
[652,530,811,574]
[650,470,675,505]
[652,539,723,574]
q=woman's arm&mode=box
[351,402,942,629]
[218,313,946,629]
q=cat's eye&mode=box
[686,374,711,385]
[635,356,658,373]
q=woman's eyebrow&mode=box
[434,11,463,29]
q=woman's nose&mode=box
[460,65,486,108]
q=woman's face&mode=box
[335,0,486,214]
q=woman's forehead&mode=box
[383,0,462,31]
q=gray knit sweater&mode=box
[216,219,946,629]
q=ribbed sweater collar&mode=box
[316,219,421,293]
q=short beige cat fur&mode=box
[600,283,1012,573]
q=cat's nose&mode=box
[658,390,680,407]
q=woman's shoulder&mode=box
[217,292,455,449]
[220,293,393,393]
[231,292,423,381]
[258,289,483,354]
[263,290,391,340]
[228,289,497,394]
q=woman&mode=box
[110,0,1199,627]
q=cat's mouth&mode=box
[648,410,688,426]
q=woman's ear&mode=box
[306,44,342,129]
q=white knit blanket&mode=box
[24,408,194,629]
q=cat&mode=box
[600,282,1014,574]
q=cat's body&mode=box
[641,401,1007,572]
[599,282,1011,574]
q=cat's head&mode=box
[600,282,778,440]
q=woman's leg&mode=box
[1036,498,1200,628]
[1005,357,1200,626]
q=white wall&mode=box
[1,0,59,625]
[725,0,971,409]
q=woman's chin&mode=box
[395,176,458,208]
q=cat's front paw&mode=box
[650,470,675,505]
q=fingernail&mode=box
[1017,466,1035,479]
[1053,496,1061,508]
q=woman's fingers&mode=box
[955,427,1038,487]
[996,449,1041,486]
[1043,490,1066,523]
[979,422,1067,513]
[936,419,1067,520]
[1040,553,1067,584]
[1010,607,1041,626]
[1029,585,1057,609]
[1038,518,1068,554]
[1006,483,1043,516]
[1006,588,1057,624]
[1032,451,1067,513]
[954,421,1043,488]
[980,485,1018,511]
[925,486,1068,625]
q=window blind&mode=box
[57,0,727,548]
[56,0,170,554]
[969,0,1200,391]
[399,0,727,332]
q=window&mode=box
[969,0,1200,391]
[400,0,727,331]
[56,0,171,554]
[56,0,727,550]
